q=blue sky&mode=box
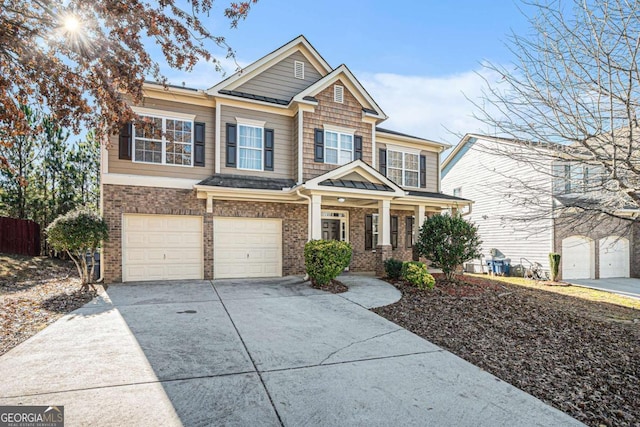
[160,0,534,145]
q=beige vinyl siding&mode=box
[377,143,439,192]
[235,52,323,101]
[220,105,294,179]
[441,137,554,272]
[108,98,215,179]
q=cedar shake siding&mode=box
[219,105,294,180]
[235,51,323,101]
[302,80,373,181]
[108,98,215,179]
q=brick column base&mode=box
[375,245,393,277]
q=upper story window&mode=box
[387,149,419,187]
[294,60,305,79]
[238,124,263,171]
[334,85,344,103]
[133,115,193,166]
[325,130,353,165]
[552,163,604,195]
[453,187,462,197]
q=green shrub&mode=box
[401,261,435,290]
[46,208,108,289]
[304,240,353,287]
[384,258,403,279]
[549,252,561,281]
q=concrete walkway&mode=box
[0,277,583,426]
[567,278,640,299]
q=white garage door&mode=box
[599,236,630,278]
[562,236,594,280]
[122,214,203,282]
[213,218,282,279]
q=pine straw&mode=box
[373,274,640,427]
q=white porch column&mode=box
[378,199,391,246]
[310,194,322,240]
[414,205,426,240]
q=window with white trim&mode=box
[294,60,304,79]
[387,150,419,187]
[453,187,462,197]
[238,124,263,170]
[372,213,379,248]
[325,130,353,165]
[133,115,193,166]
[334,85,344,103]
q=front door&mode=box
[322,219,341,241]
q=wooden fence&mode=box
[0,217,41,256]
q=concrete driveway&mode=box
[566,278,640,299]
[0,277,582,426]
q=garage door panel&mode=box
[213,218,282,279]
[562,236,593,280]
[122,214,203,282]
[599,236,630,278]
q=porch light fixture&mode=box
[337,197,346,203]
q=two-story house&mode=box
[442,133,639,281]
[101,35,469,283]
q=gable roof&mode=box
[292,64,387,119]
[304,159,404,196]
[207,35,332,95]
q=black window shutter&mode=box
[390,216,398,249]
[314,128,324,162]
[365,214,373,250]
[264,128,274,171]
[420,154,426,188]
[405,217,414,248]
[379,148,387,176]
[226,123,237,168]
[119,123,132,160]
[194,122,205,167]
[354,135,363,160]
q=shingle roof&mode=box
[218,89,290,106]
[319,179,394,192]
[406,190,470,202]
[376,127,432,142]
[198,174,296,190]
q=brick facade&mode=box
[554,214,639,279]
[302,80,373,181]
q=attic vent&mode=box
[294,61,304,80]
[334,85,344,103]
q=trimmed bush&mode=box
[46,208,108,289]
[401,261,435,290]
[549,252,561,281]
[384,258,403,279]
[304,240,353,287]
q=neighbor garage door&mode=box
[599,236,630,278]
[562,235,594,280]
[122,214,203,282]
[213,218,282,279]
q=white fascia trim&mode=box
[215,105,221,174]
[102,173,200,189]
[372,123,377,169]
[236,117,266,127]
[323,124,355,135]
[297,110,304,184]
[385,143,421,156]
[131,106,196,122]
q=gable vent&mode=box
[294,61,305,80]
[334,85,344,103]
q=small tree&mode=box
[46,208,108,290]
[415,213,482,282]
[549,253,561,282]
[304,240,352,287]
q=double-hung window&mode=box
[388,149,419,187]
[133,113,194,166]
[325,130,353,165]
[238,124,263,170]
[372,213,379,248]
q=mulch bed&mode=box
[311,279,348,294]
[0,260,97,356]
[373,273,640,427]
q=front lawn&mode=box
[374,274,640,427]
[0,253,97,355]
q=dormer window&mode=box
[294,61,304,79]
[334,85,344,103]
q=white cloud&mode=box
[360,68,503,145]
[160,56,250,90]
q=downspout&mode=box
[296,188,311,281]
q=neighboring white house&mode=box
[442,133,638,280]
[441,134,556,276]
